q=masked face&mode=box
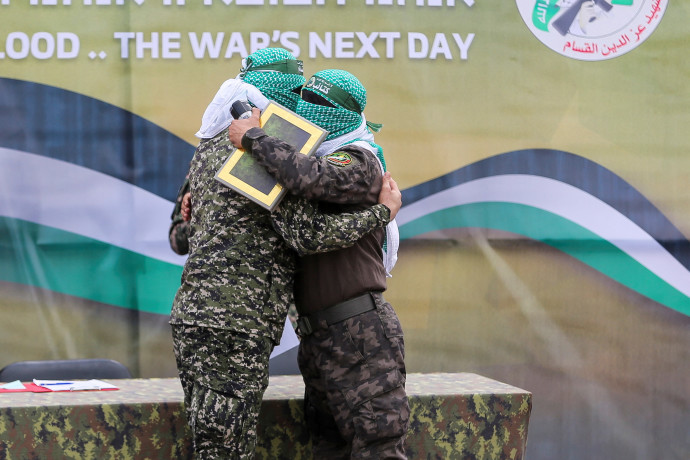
[238,48,306,112]
[296,70,366,140]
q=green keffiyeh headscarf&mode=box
[239,48,305,111]
[298,69,386,170]
[297,69,367,141]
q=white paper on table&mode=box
[33,379,119,391]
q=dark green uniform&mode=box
[243,128,409,459]
[170,130,390,459]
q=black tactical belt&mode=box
[297,292,378,336]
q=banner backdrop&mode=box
[0,0,688,458]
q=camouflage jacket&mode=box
[169,130,390,344]
[241,128,388,312]
[241,127,382,206]
[168,176,190,255]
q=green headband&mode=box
[239,58,304,78]
[304,75,362,113]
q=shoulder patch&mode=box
[324,152,353,167]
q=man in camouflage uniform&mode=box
[170,49,399,459]
[229,69,409,459]
[168,175,303,332]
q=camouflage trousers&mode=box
[171,324,273,459]
[298,294,410,459]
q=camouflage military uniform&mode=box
[167,174,300,330]
[169,176,190,255]
[243,128,409,459]
[170,130,391,459]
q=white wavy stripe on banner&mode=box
[397,174,690,298]
[0,147,187,266]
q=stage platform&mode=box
[0,373,531,459]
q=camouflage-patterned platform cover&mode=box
[258,372,532,460]
[0,378,191,459]
[0,373,531,459]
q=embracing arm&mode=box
[272,198,389,256]
[244,129,380,204]
[228,110,380,204]
[272,172,401,256]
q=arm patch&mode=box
[324,152,353,168]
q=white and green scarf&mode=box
[196,47,305,139]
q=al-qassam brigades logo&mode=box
[516,0,667,61]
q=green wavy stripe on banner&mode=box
[399,202,690,317]
[0,216,183,315]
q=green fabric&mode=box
[296,99,362,140]
[370,141,386,172]
[240,48,305,111]
[366,120,383,133]
[241,58,303,76]
[298,69,388,171]
[297,69,366,140]
[303,74,362,112]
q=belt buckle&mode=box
[297,316,313,336]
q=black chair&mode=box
[0,359,132,382]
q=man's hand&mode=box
[228,107,261,147]
[378,172,402,220]
[181,192,191,222]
